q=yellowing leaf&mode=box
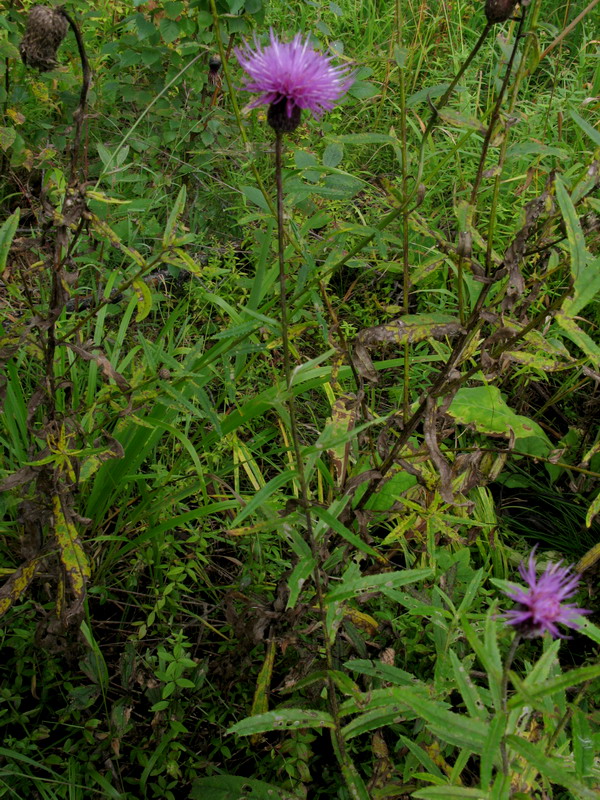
[132,278,153,322]
[52,495,90,606]
[0,558,43,619]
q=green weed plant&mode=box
[0,0,599,797]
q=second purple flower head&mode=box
[503,550,589,639]
[235,30,355,133]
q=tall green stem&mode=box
[274,132,354,789]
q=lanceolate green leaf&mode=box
[555,310,600,364]
[507,663,600,709]
[480,712,505,788]
[228,708,335,736]
[570,109,600,147]
[0,209,19,272]
[449,649,487,720]
[412,787,490,798]
[162,184,187,247]
[505,735,598,799]
[554,176,587,281]
[190,775,301,800]
[324,568,432,604]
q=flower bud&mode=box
[485,0,519,23]
[267,99,302,134]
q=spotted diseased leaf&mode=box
[328,393,360,485]
[0,557,44,619]
[52,495,91,614]
[358,313,465,348]
[132,278,153,322]
[353,314,464,384]
[0,126,17,152]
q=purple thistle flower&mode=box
[235,30,355,132]
[503,551,590,639]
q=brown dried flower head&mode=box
[485,0,519,23]
[208,54,222,87]
[20,5,68,72]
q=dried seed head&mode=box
[208,54,222,87]
[20,5,68,72]
[485,0,519,23]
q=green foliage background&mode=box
[0,0,599,798]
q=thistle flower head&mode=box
[235,30,354,132]
[503,551,589,638]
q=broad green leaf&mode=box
[162,184,187,247]
[132,278,153,322]
[190,775,300,800]
[287,669,360,698]
[505,735,599,799]
[242,185,270,212]
[447,386,552,452]
[0,209,19,272]
[0,39,20,59]
[158,17,180,43]
[0,125,17,151]
[52,495,91,604]
[228,708,335,736]
[364,468,417,512]
[555,176,587,281]
[347,80,378,99]
[323,141,344,167]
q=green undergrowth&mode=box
[0,0,599,798]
